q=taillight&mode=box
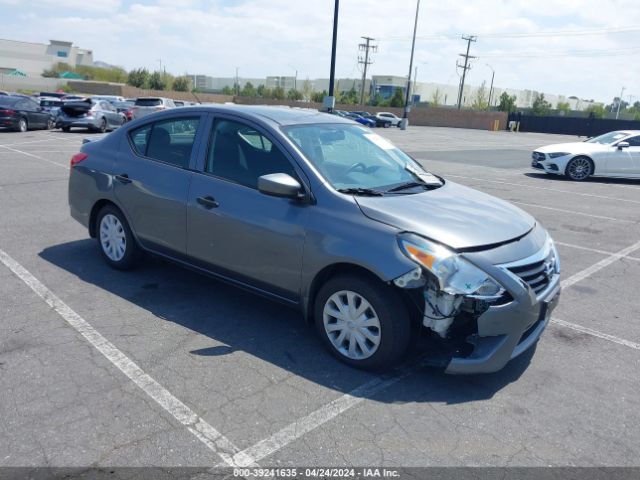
[0,109,15,116]
[70,153,88,167]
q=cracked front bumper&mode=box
[445,273,561,374]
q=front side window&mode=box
[206,119,295,188]
[129,117,199,168]
[283,123,441,192]
[623,136,640,147]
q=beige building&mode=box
[0,38,93,77]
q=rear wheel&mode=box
[565,156,593,181]
[97,118,107,133]
[46,118,55,130]
[314,274,411,370]
[96,205,140,270]
[15,117,27,132]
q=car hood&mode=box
[354,181,536,250]
[535,142,609,154]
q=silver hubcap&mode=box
[99,214,126,261]
[568,157,590,180]
[19,119,26,132]
[323,290,381,360]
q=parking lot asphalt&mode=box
[1,126,639,469]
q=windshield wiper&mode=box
[337,187,385,196]
[386,181,429,193]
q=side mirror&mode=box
[258,173,303,199]
[617,141,630,150]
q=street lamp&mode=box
[288,64,298,91]
[615,86,626,119]
[401,0,420,130]
[326,0,339,111]
[485,63,495,108]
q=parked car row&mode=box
[0,91,198,133]
[331,110,402,128]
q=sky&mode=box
[1,0,639,103]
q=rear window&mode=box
[135,98,163,107]
[0,97,20,107]
[129,117,200,168]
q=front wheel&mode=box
[565,156,593,181]
[314,274,411,370]
[96,205,140,270]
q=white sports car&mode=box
[531,130,640,181]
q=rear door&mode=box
[20,99,48,128]
[186,114,309,300]
[114,115,205,257]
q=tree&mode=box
[471,81,489,110]
[606,97,628,113]
[172,76,191,92]
[430,88,442,107]
[531,93,552,116]
[389,87,405,108]
[338,86,358,105]
[301,79,313,102]
[148,71,166,90]
[256,84,267,97]
[287,88,303,101]
[127,68,149,88]
[497,92,517,112]
[584,104,605,119]
[241,81,256,97]
[311,90,327,103]
[221,86,234,95]
[556,101,571,115]
[271,86,285,100]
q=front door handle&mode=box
[115,173,132,184]
[197,196,219,209]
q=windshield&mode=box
[586,131,628,144]
[283,123,442,192]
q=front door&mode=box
[186,116,309,301]
[113,115,204,256]
[607,135,640,176]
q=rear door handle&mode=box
[115,173,132,184]
[196,196,219,209]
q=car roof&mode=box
[188,104,353,126]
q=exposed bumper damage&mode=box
[393,238,561,374]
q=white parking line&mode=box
[445,174,640,205]
[0,248,254,468]
[556,241,640,262]
[551,318,640,350]
[0,144,69,169]
[560,240,640,289]
[510,201,636,224]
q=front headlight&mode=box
[548,152,570,158]
[398,233,503,298]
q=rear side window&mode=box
[129,117,200,168]
[135,98,162,107]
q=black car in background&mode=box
[0,95,53,132]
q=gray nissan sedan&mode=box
[68,105,561,374]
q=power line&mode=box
[358,36,377,105]
[479,46,640,58]
[456,35,476,109]
[381,25,640,41]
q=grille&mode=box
[507,251,556,295]
[532,151,546,161]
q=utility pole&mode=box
[327,0,339,111]
[616,86,626,119]
[358,36,377,105]
[401,0,420,129]
[456,35,476,109]
[486,63,495,108]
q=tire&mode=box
[62,126,70,133]
[565,156,593,181]
[15,117,27,133]
[46,118,55,130]
[314,274,412,370]
[95,205,141,270]
[96,118,107,133]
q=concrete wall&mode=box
[0,74,67,92]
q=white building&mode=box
[0,39,93,77]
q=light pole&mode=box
[616,86,626,119]
[486,63,495,108]
[288,64,298,91]
[327,0,339,111]
[401,0,420,130]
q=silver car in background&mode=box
[68,105,560,374]
[131,97,176,120]
[57,98,125,133]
